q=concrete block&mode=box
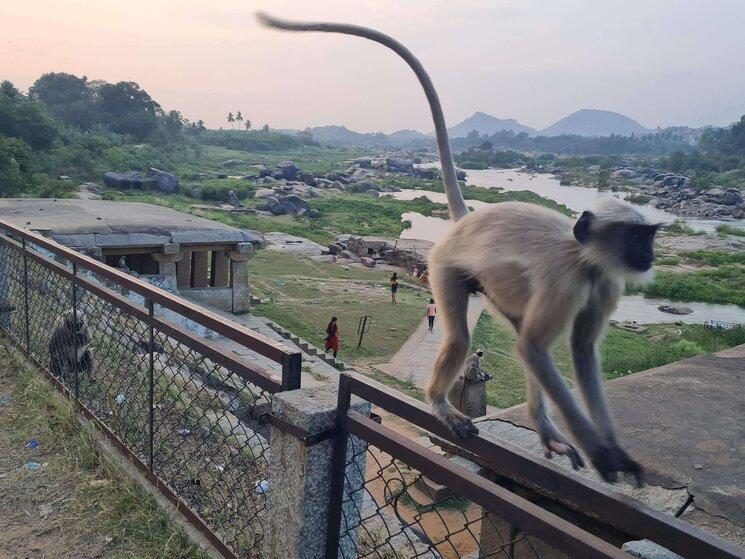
[264,385,371,559]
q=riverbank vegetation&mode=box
[110,190,446,245]
[469,315,745,408]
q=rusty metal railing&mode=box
[0,218,302,559]
[325,372,744,559]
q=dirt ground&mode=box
[0,340,205,559]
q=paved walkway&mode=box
[376,295,485,389]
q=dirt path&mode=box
[0,340,205,559]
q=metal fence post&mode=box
[147,298,155,471]
[21,239,30,353]
[71,262,79,398]
[281,351,302,391]
[324,373,352,559]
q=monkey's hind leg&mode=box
[426,270,478,439]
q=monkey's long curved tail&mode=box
[257,12,469,221]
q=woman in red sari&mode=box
[324,316,340,358]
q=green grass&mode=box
[249,251,431,364]
[469,314,745,408]
[665,220,705,236]
[0,339,206,559]
[626,194,652,205]
[640,267,745,307]
[679,251,745,266]
[716,223,745,237]
[656,257,680,266]
[379,174,573,216]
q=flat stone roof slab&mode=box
[490,344,745,543]
[0,199,255,248]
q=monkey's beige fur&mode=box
[258,12,654,483]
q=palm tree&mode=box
[235,111,243,128]
[244,120,252,130]
[227,112,235,129]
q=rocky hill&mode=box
[447,111,535,138]
[540,109,652,137]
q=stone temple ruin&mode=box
[0,199,262,313]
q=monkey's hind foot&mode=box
[590,444,644,487]
[432,399,479,439]
[536,418,585,470]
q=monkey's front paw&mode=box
[590,445,644,487]
[434,404,479,439]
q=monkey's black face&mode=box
[622,224,659,271]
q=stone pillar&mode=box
[264,385,371,559]
[212,250,230,288]
[192,251,209,288]
[448,376,487,418]
[152,244,181,292]
[228,243,253,314]
[176,250,192,288]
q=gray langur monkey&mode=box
[258,12,658,484]
[465,350,491,382]
[49,310,93,382]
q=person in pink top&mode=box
[426,298,437,332]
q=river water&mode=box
[387,168,745,324]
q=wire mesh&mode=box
[337,434,552,559]
[0,238,276,558]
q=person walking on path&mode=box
[426,298,437,332]
[390,272,399,303]
[324,316,340,358]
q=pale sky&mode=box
[3,1,745,133]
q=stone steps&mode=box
[265,321,345,369]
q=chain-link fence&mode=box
[0,224,302,559]
[326,373,743,559]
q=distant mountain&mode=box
[540,109,651,137]
[448,112,535,138]
[388,129,431,144]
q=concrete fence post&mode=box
[264,385,370,559]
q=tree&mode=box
[29,72,95,130]
[262,124,270,132]
[160,110,184,142]
[227,112,235,129]
[235,111,243,127]
[0,81,58,150]
[244,120,252,130]
[95,81,160,140]
[0,136,34,195]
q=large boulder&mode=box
[254,188,276,199]
[277,161,300,180]
[227,189,244,208]
[386,157,414,173]
[299,172,316,186]
[348,180,380,193]
[414,167,436,180]
[257,195,312,217]
[103,171,146,190]
[147,167,180,194]
[353,157,372,168]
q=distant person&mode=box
[390,272,399,304]
[324,316,340,358]
[426,298,437,332]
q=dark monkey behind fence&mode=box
[258,12,659,484]
[49,310,93,382]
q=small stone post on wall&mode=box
[263,385,370,559]
[229,242,253,313]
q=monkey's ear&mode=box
[573,211,595,244]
